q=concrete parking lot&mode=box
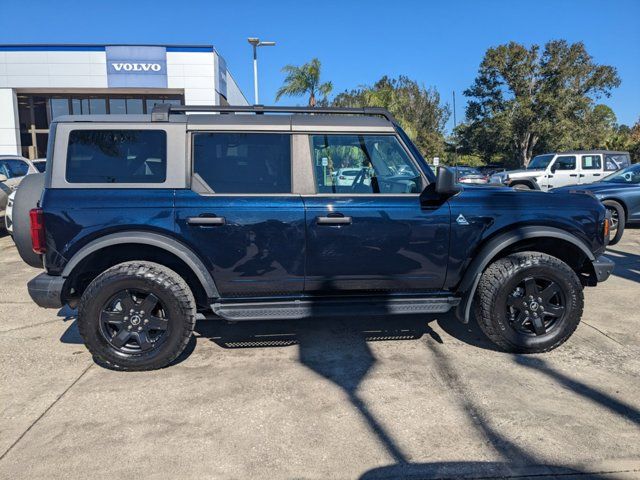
[0,229,639,480]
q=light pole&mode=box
[247,37,276,105]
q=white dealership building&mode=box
[0,44,248,158]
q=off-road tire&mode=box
[78,261,196,371]
[603,200,625,246]
[475,252,583,353]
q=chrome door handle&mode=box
[187,216,225,226]
[316,215,352,225]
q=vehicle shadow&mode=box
[605,247,640,284]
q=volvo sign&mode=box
[106,46,167,87]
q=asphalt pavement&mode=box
[1,228,639,479]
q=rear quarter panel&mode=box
[42,189,176,274]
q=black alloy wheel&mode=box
[99,289,169,354]
[505,276,565,337]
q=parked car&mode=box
[0,156,45,227]
[332,168,361,186]
[12,105,614,371]
[451,166,489,184]
[490,151,631,191]
[553,163,640,245]
[478,165,506,177]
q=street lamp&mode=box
[248,37,276,105]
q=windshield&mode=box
[603,163,640,184]
[528,154,554,170]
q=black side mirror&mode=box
[550,164,557,173]
[435,167,461,196]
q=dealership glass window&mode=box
[66,130,167,183]
[109,98,127,115]
[310,134,423,194]
[193,133,292,194]
[50,98,70,120]
[126,98,144,114]
[581,155,601,170]
[90,98,107,114]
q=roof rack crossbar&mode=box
[151,104,396,123]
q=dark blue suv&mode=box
[12,105,615,370]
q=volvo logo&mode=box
[111,63,162,72]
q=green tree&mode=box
[332,76,450,159]
[462,40,620,166]
[275,58,333,107]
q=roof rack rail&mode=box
[150,104,396,123]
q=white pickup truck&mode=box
[491,150,631,191]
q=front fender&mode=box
[453,226,595,324]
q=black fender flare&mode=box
[454,226,594,323]
[61,231,220,299]
[506,177,541,190]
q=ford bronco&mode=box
[12,105,615,370]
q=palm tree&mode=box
[275,58,333,107]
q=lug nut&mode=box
[138,326,143,331]
[127,325,132,330]
[124,316,128,321]
[144,319,149,324]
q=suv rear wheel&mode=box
[78,261,196,371]
[475,252,583,353]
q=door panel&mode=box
[175,191,306,297]
[303,196,450,293]
[579,154,603,184]
[549,155,579,188]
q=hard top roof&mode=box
[54,105,397,133]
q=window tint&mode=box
[311,135,423,194]
[33,161,47,173]
[553,156,576,171]
[605,153,631,171]
[193,133,291,194]
[581,155,601,170]
[66,130,167,183]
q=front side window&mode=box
[193,133,291,194]
[553,156,576,171]
[582,155,602,170]
[311,134,423,194]
[66,130,167,183]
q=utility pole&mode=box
[452,90,458,166]
[247,38,276,105]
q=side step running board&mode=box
[211,297,460,321]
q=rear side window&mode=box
[581,155,602,170]
[605,153,631,171]
[193,133,291,194]
[66,130,167,183]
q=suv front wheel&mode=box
[78,261,196,370]
[475,252,583,353]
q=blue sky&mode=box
[1,0,638,131]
